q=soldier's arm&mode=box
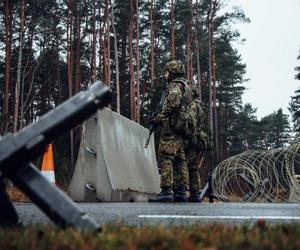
[155,83,182,121]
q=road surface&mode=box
[15,202,300,227]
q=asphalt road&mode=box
[14,202,300,227]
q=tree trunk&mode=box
[186,0,193,81]
[212,48,219,162]
[22,50,47,119]
[102,36,107,83]
[13,0,25,132]
[129,0,135,120]
[19,58,27,130]
[2,0,13,133]
[170,0,176,59]
[75,0,81,93]
[67,0,73,98]
[100,10,105,83]
[208,0,220,165]
[120,30,127,112]
[20,45,32,129]
[56,44,62,104]
[207,2,213,146]
[150,0,155,87]
[67,0,74,168]
[91,0,97,82]
[195,0,202,101]
[111,1,120,113]
[218,107,223,160]
[135,0,140,123]
[98,4,102,78]
[106,0,111,86]
[101,0,110,86]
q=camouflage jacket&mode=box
[155,77,191,132]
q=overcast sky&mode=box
[227,0,300,119]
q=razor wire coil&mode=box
[211,138,300,202]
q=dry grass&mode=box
[1,223,300,250]
[6,184,68,202]
[7,186,28,202]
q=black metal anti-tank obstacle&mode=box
[0,81,111,230]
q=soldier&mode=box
[172,83,207,202]
[184,84,208,202]
[149,60,192,202]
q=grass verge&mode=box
[1,223,300,250]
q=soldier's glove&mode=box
[158,166,162,175]
[148,116,161,128]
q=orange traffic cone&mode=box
[41,144,56,184]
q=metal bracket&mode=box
[85,184,96,192]
[91,115,97,121]
[86,147,97,156]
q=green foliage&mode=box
[229,107,291,154]
[228,103,258,155]
[260,109,291,149]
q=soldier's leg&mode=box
[172,161,179,193]
[173,159,180,195]
[173,142,189,202]
[149,136,176,202]
[159,155,173,189]
[189,163,201,193]
[188,148,202,202]
[148,155,174,202]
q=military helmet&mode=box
[164,60,185,74]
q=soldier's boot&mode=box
[148,187,173,202]
[188,191,202,203]
[174,186,188,202]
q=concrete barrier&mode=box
[69,108,160,201]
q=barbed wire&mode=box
[211,138,300,202]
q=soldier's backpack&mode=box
[187,99,208,150]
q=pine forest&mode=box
[0,0,296,184]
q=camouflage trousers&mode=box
[157,133,189,192]
[185,145,203,194]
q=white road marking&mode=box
[138,215,300,220]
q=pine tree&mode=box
[289,49,300,132]
[0,0,270,182]
[1,0,14,133]
[227,104,257,155]
[259,109,291,149]
[295,49,300,81]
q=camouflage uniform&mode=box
[185,98,206,196]
[156,77,190,191]
[148,60,192,202]
[173,85,207,201]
